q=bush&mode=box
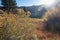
[10,8,19,14]
[18,9,26,17]
[43,6,60,33]
[0,10,4,14]
[18,9,31,18]
[26,11,31,17]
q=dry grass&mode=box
[0,10,60,40]
[0,12,38,40]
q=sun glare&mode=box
[41,0,55,6]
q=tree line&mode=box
[0,0,31,17]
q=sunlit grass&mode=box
[0,9,60,40]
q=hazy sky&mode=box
[0,0,43,6]
[0,1,1,5]
[16,0,42,6]
[16,0,59,6]
[0,0,59,6]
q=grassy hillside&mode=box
[0,12,43,40]
[0,7,60,40]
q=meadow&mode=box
[0,8,60,40]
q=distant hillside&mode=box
[0,3,60,18]
[18,5,47,18]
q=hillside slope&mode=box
[0,12,60,40]
[0,3,60,40]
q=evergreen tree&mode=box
[1,0,18,14]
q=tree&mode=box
[1,0,17,14]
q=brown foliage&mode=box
[18,9,31,17]
[43,5,60,33]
